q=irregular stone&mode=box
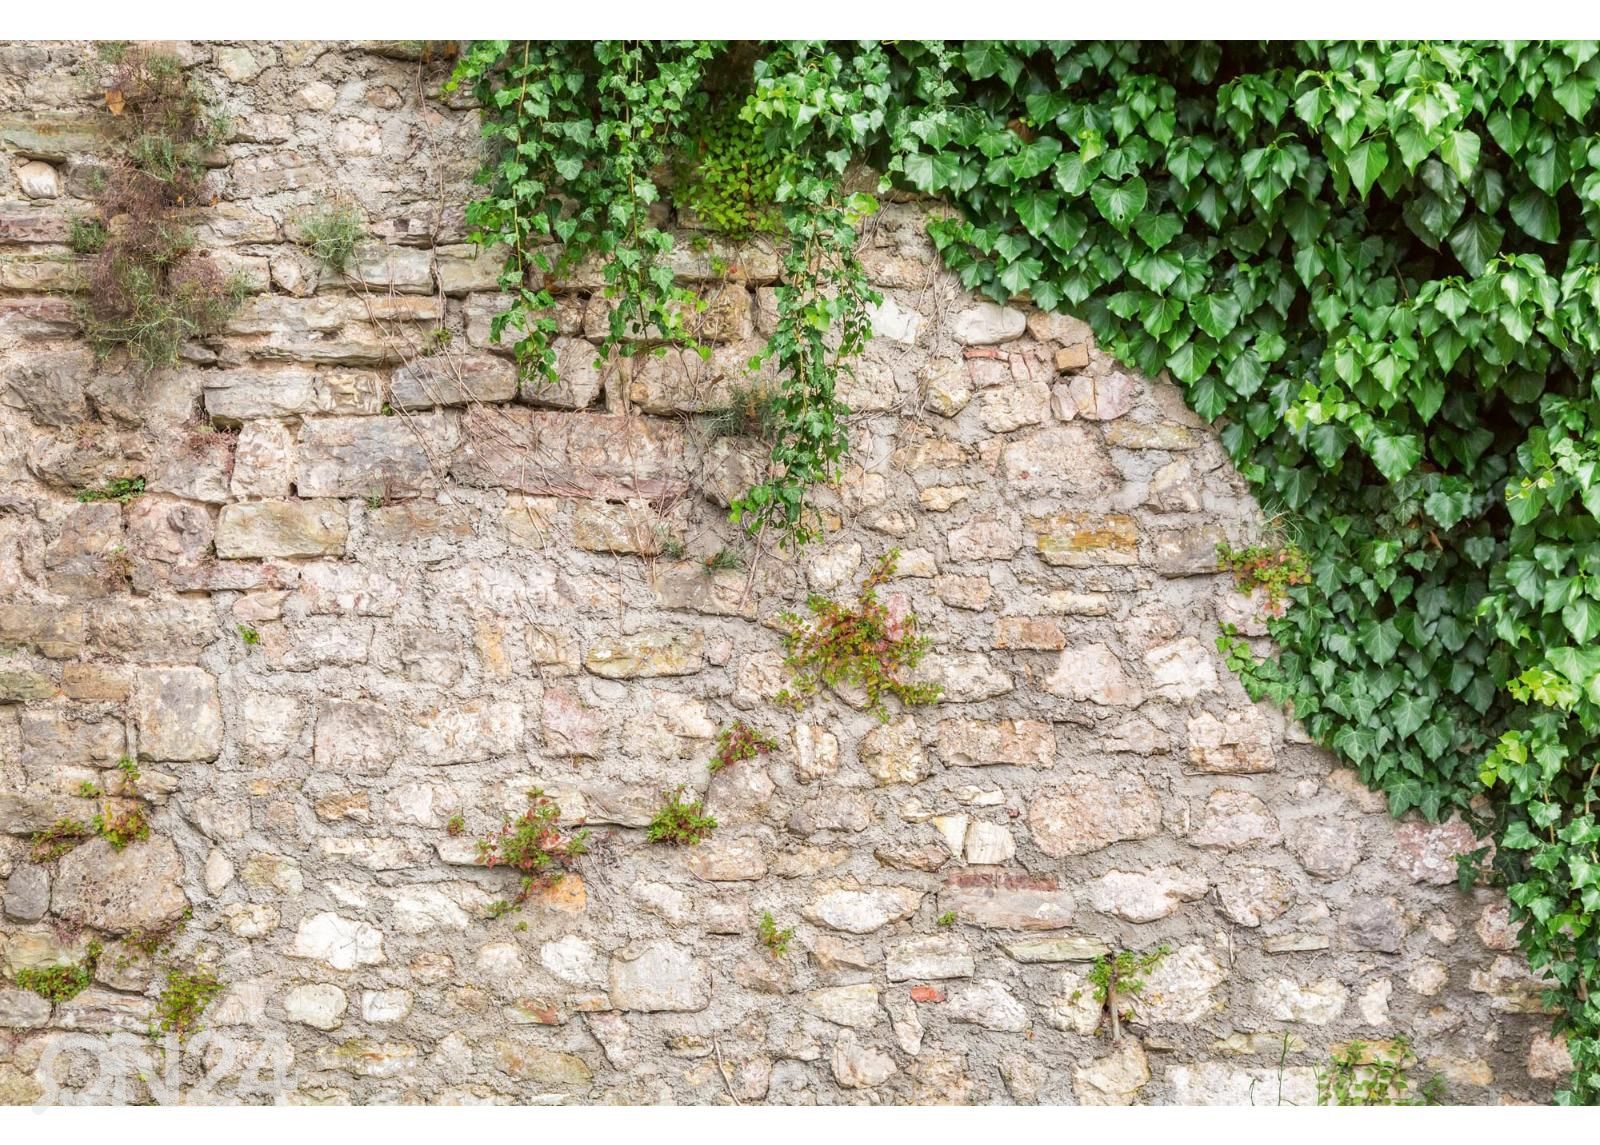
[1074,1039,1150,1106]
[134,666,222,761]
[1087,867,1209,923]
[540,936,604,987]
[362,990,413,1023]
[789,792,873,835]
[285,983,348,1030]
[831,1032,898,1088]
[1043,971,1102,1034]
[1144,637,1219,700]
[52,837,188,934]
[1149,525,1228,575]
[927,652,1014,701]
[541,687,600,758]
[679,833,766,883]
[1001,424,1117,495]
[609,941,710,1012]
[1527,1032,1574,1081]
[963,820,1015,864]
[4,866,50,922]
[952,302,1026,345]
[1060,372,1138,420]
[1044,643,1142,706]
[1286,821,1360,877]
[946,514,1021,562]
[1215,867,1296,928]
[389,354,519,410]
[1343,896,1406,953]
[216,500,347,558]
[1468,955,1551,1013]
[979,382,1051,432]
[859,717,929,784]
[936,718,1054,768]
[1475,901,1520,951]
[295,413,459,499]
[1103,420,1202,450]
[886,935,975,981]
[1030,510,1138,566]
[805,984,883,1029]
[1254,977,1348,1025]
[804,886,923,934]
[1393,817,1484,885]
[584,631,704,678]
[493,1041,592,1086]
[1140,945,1227,1024]
[992,616,1064,650]
[1028,773,1162,856]
[1166,1062,1317,1106]
[0,986,51,1028]
[1359,977,1393,1025]
[1002,936,1110,963]
[1186,710,1275,774]
[314,700,395,777]
[413,700,523,765]
[945,978,1029,1032]
[791,724,840,782]
[290,913,385,970]
[314,1039,420,1079]
[1192,789,1280,850]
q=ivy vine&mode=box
[452,40,1600,1102]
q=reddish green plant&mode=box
[476,789,590,911]
[708,720,777,773]
[775,548,941,719]
[1216,541,1311,609]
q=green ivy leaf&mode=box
[1089,176,1147,234]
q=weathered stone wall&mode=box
[0,40,1569,1105]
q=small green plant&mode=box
[936,910,957,927]
[446,813,465,837]
[1316,1036,1446,1106]
[425,327,453,355]
[775,549,942,720]
[645,786,717,846]
[485,899,515,920]
[236,623,260,646]
[93,805,149,850]
[704,546,742,572]
[76,476,145,504]
[14,942,101,1004]
[69,217,108,254]
[708,720,776,774]
[298,201,366,274]
[756,911,793,958]
[152,966,222,1042]
[1216,541,1311,609]
[30,817,93,862]
[115,755,141,790]
[660,535,688,560]
[475,788,590,915]
[77,780,102,798]
[1077,944,1171,1041]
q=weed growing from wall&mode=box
[79,48,244,372]
[645,787,717,846]
[775,549,941,720]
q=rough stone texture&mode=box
[0,42,1552,1107]
[50,837,189,934]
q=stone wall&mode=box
[0,40,1569,1105]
